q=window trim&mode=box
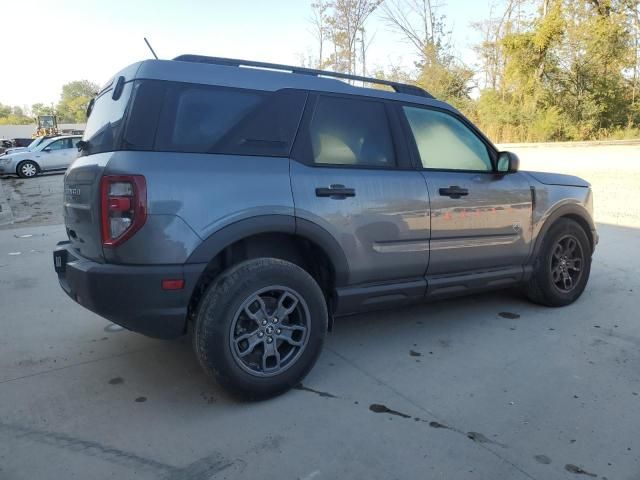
[291,92,413,171]
[395,102,500,174]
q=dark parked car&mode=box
[54,55,597,399]
[12,138,33,147]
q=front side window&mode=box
[403,106,492,171]
[309,96,396,167]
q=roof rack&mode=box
[173,54,433,99]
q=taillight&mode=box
[100,175,147,247]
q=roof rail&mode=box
[173,54,433,99]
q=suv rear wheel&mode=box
[525,218,591,306]
[193,258,328,399]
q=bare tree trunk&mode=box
[632,1,640,106]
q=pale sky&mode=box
[0,0,489,107]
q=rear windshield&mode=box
[124,80,307,157]
[81,82,133,156]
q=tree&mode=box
[309,0,383,75]
[305,0,640,141]
[382,0,475,106]
[56,80,99,123]
[0,103,32,125]
[31,103,56,118]
[310,1,331,68]
[473,0,639,141]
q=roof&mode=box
[112,56,456,113]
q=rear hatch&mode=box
[64,155,110,261]
[64,77,134,262]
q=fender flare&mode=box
[529,203,596,263]
[186,215,350,287]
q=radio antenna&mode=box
[144,37,159,59]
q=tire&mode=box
[525,218,592,307]
[193,258,328,399]
[17,160,39,178]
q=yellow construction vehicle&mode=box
[33,115,59,138]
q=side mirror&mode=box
[42,147,51,152]
[497,151,519,173]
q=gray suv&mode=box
[54,55,597,398]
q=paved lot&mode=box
[0,172,63,228]
[1,145,639,479]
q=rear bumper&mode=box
[54,241,206,339]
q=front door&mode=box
[400,105,533,277]
[290,93,431,286]
[38,138,73,170]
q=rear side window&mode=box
[152,82,306,156]
[308,96,396,167]
[82,82,132,156]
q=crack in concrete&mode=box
[327,346,539,480]
[0,345,160,385]
[1,421,238,480]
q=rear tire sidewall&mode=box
[17,160,38,178]
[194,258,328,399]
[533,219,592,306]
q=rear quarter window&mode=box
[145,81,306,157]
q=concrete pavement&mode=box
[0,222,638,480]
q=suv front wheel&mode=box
[525,218,592,306]
[193,258,328,399]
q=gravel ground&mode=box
[503,143,640,228]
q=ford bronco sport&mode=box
[54,55,597,398]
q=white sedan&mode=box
[0,135,82,178]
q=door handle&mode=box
[315,184,356,199]
[439,186,469,199]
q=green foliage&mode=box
[56,80,99,123]
[470,0,640,142]
[1,80,98,127]
[31,103,56,117]
[0,103,32,125]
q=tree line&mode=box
[3,1,638,142]
[307,0,640,142]
[0,80,99,126]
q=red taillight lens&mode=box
[161,279,185,290]
[100,175,147,247]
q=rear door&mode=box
[290,93,430,287]
[399,105,532,277]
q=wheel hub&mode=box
[229,286,311,377]
[550,235,584,293]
